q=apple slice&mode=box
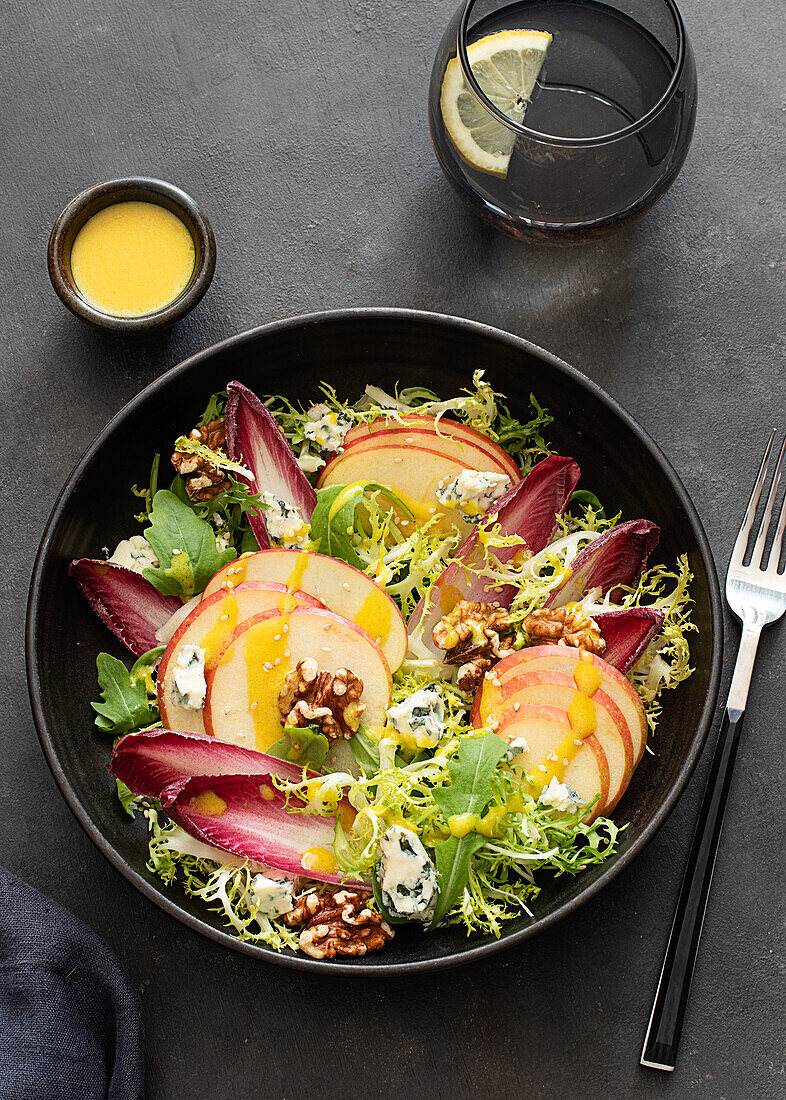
[201,549,407,673]
[317,440,503,535]
[204,606,392,752]
[494,703,610,821]
[478,669,633,813]
[157,582,323,736]
[494,646,648,766]
[341,417,522,482]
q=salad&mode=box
[71,372,695,959]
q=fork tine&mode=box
[730,430,776,568]
[766,455,786,576]
[752,433,786,569]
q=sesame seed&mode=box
[250,701,258,710]
[406,437,414,444]
[273,657,281,666]
[375,637,382,644]
[400,519,410,527]
[227,581,234,590]
[321,646,332,653]
[264,662,273,670]
[342,582,350,591]
[226,567,234,576]
[428,507,437,514]
[224,705,231,714]
[573,738,582,746]
[489,720,499,730]
[273,634,282,641]
[513,702,520,712]
[220,614,228,622]
[538,764,547,773]
[394,457,403,464]
[172,548,182,555]
[220,581,227,590]
[563,758,570,767]
[284,648,291,657]
[282,624,289,633]
[323,623,332,631]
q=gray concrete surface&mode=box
[1,1,784,1096]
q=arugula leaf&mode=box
[350,726,382,778]
[267,726,329,770]
[116,778,143,819]
[309,482,414,568]
[198,390,228,426]
[91,652,158,734]
[429,733,507,926]
[568,489,606,520]
[142,489,236,598]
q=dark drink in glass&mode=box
[429,0,697,242]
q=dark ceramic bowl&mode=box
[26,309,722,974]
[48,176,216,331]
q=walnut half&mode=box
[284,888,394,959]
[278,658,365,742]
[523,606,606,656]
[171,418,231,503]
[433,600,516,693]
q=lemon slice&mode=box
[440,29,552,177]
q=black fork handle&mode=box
[641,705,746,1070]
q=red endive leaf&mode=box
[110,729,305,799]
[162,773,366,887]
[595,607,665,673]
[225,381,317,548]
[70,559,181,657]
[408,455,580,652]
[545,519,660,606]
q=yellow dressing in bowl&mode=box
[70,201,195,317]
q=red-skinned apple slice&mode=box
[317,439,502,535]
[491,646,648,765]
[340,417,522,482]
[500,707,610,822]
[204,606,392,751]
[157,582,323,736]
[201,549,407,672]
[478,669,633,812]
[408,455,581,651]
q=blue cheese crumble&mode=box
[170,645,207,710]
[109,535,158,573]
[260,492,310,548]
[302,404,353,454]
[435,469,511,522]
[504,736,531,763]
[250,873,295,918]
[385,684,444,749]
[539,776,584,813]
[377,824,439,923]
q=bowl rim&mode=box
[47,176,217,332]
[25,306,723,975]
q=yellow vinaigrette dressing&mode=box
[238,552,311,751]
[530,652,601,793]
[70,201,195,316]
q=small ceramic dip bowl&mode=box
[48,177,216,332]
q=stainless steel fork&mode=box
[641,430,786,1071]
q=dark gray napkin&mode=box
[0,866,143,1100]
